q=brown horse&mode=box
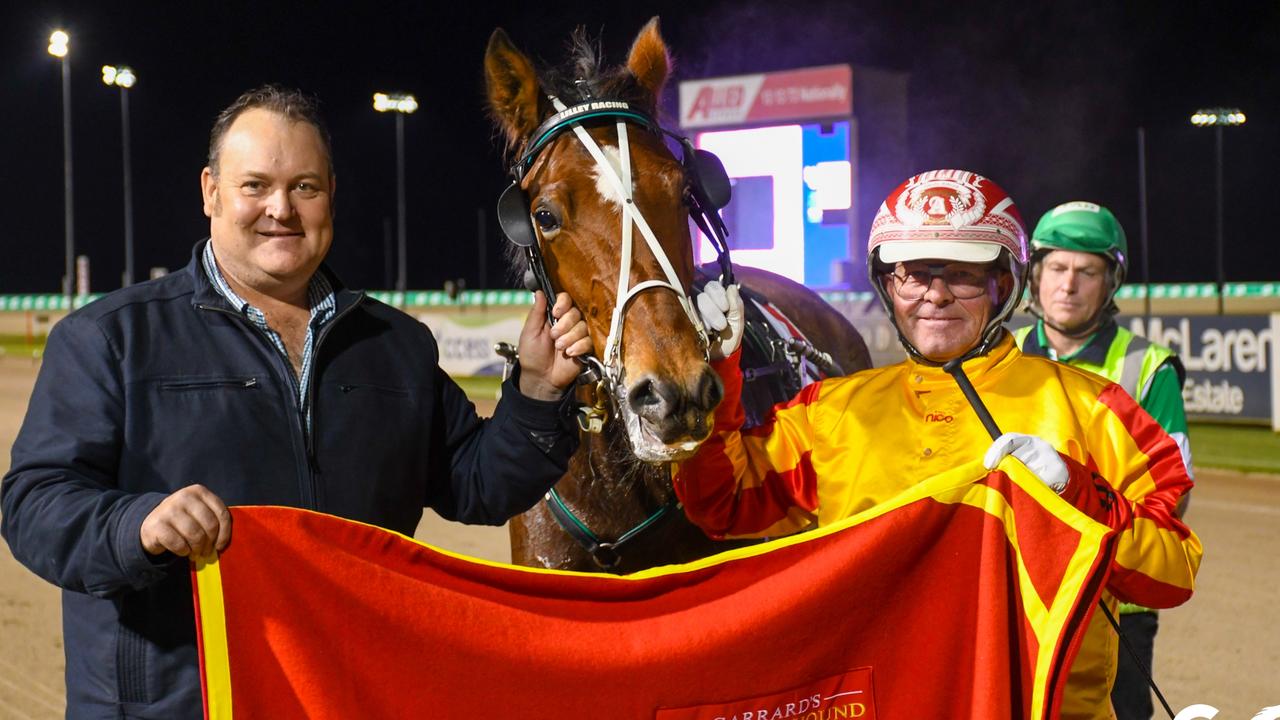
[485,19,871,573]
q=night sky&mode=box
[1,0,1276,295]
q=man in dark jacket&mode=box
[1,85,591,719]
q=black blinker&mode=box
[693,150,732,210]
[497,183,538,248]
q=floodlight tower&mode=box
[373,92,418,293]
[103,65,138,287]
[1190,108,1247,314]
[48,30,74,304]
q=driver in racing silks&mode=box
[677,169,1202,720]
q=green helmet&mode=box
[1030,201,1128,281]
[1028,201,1128,333]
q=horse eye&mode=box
[533,209,560,231]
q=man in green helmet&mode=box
[1015,200,1191,720]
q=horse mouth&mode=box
[621,405,707,463]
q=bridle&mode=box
[496,94,734,432]
[494,91,735,569]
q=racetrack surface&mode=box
[0,356,1275,718]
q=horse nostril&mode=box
[690,412,712,442]
[628,376,675,421]
[628,378,655,409]
[696,366,724,412]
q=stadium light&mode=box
[103,66,138,286]
[1189,108,1246,127]
[373,92,418,114]
[372,92,418,292]
[49,30,75,304]
[47,30,68,58]
[1190,107,1247,314]
[102,65,137,89]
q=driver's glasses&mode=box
[889,263,991,300]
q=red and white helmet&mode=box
[868,169,1028,267]
[867,170,1029,361]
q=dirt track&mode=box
[0,356,1276,718]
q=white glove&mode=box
[695,280,745,360]
[983,432,1069,493]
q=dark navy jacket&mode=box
[1,242,578,719]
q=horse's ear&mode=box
[485,28,542,148]
[626,17,670,103]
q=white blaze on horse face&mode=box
[591,145,636,211]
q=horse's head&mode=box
[486,19,726,463]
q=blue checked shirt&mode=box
[202,242,336,431]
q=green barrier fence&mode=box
[6,282,1278,312]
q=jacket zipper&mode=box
[304,295,366,466]
[338,383,409,396]
[197,300,349,509]
[160,377,258,391]
[199,292,368,504]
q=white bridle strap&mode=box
[546,96,708,377]
[612,119,636,370]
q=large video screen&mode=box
[694,121,853,288]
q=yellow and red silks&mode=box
[192,459,1117,720]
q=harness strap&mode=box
[544,487,678,570]
[610,117,637,372]
[742,361,793,382]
